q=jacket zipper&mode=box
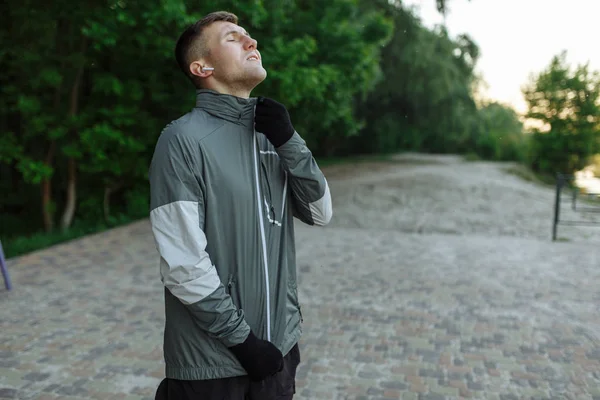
[260,162,276,223]
[252,130,271,342]
[226,274,237,307]
[281,171,288,218]
[261,161,288,226]
[227,274,235,292]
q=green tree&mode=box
[0,0,200,232]
[522,50,600,174]
[476,101,525,161]
[352,1,482,155]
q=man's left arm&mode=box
[255,97,332,226]
[275,132,332,226]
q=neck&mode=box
[195,89,257,125]
[200,80,254,99]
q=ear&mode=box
[190,60,213,79]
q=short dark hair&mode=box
[175,11,239,87]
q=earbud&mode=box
[201,67,214,71]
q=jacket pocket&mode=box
[287,280,303,323]
[226,274,240,309]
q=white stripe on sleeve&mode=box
[308,179,333,226]
[150,200,222,305]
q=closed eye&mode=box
[224,30,251,42]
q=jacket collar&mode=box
[195,89,257,126]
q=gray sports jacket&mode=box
[148,89,332,381]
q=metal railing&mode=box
[0,240,12,291]
[552,173,600,241]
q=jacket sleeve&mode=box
[148,131,250,347]
[276,131,333,226]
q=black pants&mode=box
[155,343,301,400]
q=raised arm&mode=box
[255,97,333,226]
[275,132,332,225]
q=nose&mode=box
[244,36,257,50]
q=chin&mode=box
[254,66,267,80]
[249,68,267,85]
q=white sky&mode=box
[402,0,599,115]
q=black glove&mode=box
[229,331,284,382]
[254,96,295,147]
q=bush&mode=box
[527,130,598,175]
[474,130,529,162]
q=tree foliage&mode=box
[522,51,600,175]
[351,1,484,156]
[476,101,525,161]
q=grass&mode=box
[315,153,395,168]
[503,165,555,186]
[463,152,482,162]
[1,214,143,260]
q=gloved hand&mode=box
[229,331,284,382]
[254,96,295,147]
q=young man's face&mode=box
[201,21,267,94]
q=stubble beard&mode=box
[233,67,267,96]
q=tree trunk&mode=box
[103,187,111,222]
[60,36,86,231]
[103,182,125,222]
[60,157,77,230]
[11,160,19,193]
[41,141,56,232]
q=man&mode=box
[148,10,333,400]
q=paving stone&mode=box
[467,381,484,391]
[484,361,497,369]
[381,381,408,390]
[419,369,444,379]
[367,387,384,396]
[433,385,459,397]
[22,372,51,382]
[418,393,446,400]
[358,371,381,379]
[0,388,17,399]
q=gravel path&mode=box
[1,154,599,400]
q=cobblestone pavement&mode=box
[293,226,600,400]
[2,158,600,399]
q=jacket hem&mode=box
[164,326,303,381]
[280,325,302,358]
[166,364,246,381]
